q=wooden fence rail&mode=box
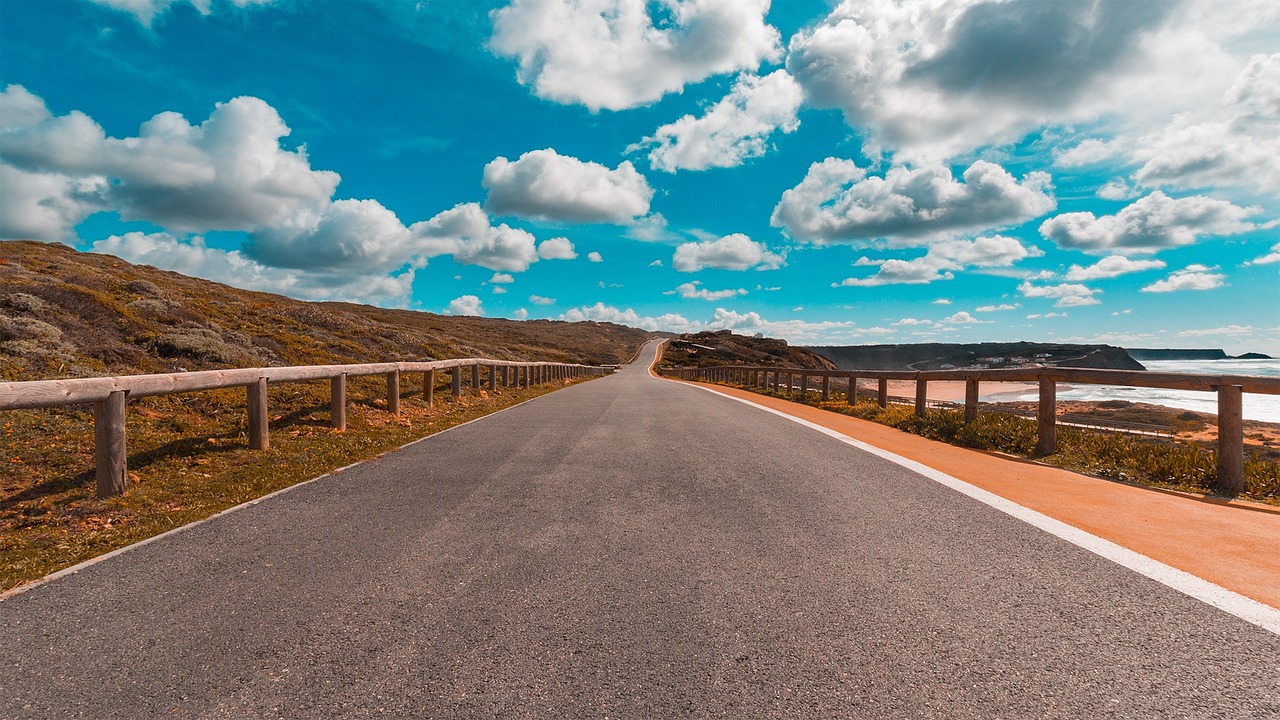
[1,358,611,498]
[666,365,1280,496]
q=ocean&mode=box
[983,358,1280,423]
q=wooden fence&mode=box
[667,365,1280,496]
[1,358,610,498]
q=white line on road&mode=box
[684,382,1280,637]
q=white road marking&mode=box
[682,381,1280,637]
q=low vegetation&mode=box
[2,375,589,591]
[702,381,1280,506]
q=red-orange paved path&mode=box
[683,381,1280,610]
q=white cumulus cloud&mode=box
[483,148,652,224]
[1141,265,1226,292]
[91,231,415,306]
[587,251,603,263]
[1065,256,1167,281]
[671,233,784,272]
[771,158,1054,244]
[447,294,484,316]
[1018,281,1101,307]
[410,202,541,272]
[640,70,802,172]
[1039,191,1261,255]
[835,235,1039,286]
[536,236,578,260]
[670,281,746,301]
[489,0,780,111]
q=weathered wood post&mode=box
[1215,384,1245,495]
[522,366,530,389]
[451,366,462,398]
[386,370,400,415]
[822,375,831,401]
[330,374,347,431]
[848,375,857,404]
[773,370,781,393]
[247,377,268,450]
[800,373,809,399]
[915,378,928,416]
[1037,376,1056,455]
[471,363,480,393]
[423,369,435,405]
[93,390,128,498]
[502,366,510,386]
[877,378,889,408]
[489,365,497,392]
[964,378,980,423]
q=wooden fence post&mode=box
[800,374,809,398]
[489,365,497,392]
[914,379,928,416]
[386,370,400,415]
[848,375,857,404]
[452,366,462,398]
[1215,384,1244,495]
[964,378,980,423]
[502,366,510,387]
[93,390,128,498]
[822,375,830,401]
[1037,376,1056,455]
[471,363,480,392]
[423,369,435,405]
[877,379,888,408]
[773,371,781,393]
[247,377,268,450]
[330,374,346,431]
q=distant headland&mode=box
[806,343,1273,372]
[1126,348,1273,361]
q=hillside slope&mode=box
[0,241,652,381]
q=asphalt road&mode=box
[3,340,1277,718]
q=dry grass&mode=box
[2,375,593,591]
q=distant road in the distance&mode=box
[2,340,1277,718]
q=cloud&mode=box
[835,235,1039,286]
[1039,191,1261,255]
[447,294,484,316]
[0,88,338,241]
[587,251,603,262]
[1248,242,1280,265]
[512,308,529,320]
[488,0,780,111]
[1065,256,1167,281]
[409,202,541,272]
[670,281,746,301]
[975,303,1019,312]
[490,272,515,284]
[671,233,784,272]
[932,298,951,305]
[245,198,411,273]
[89,0,274,26]
[1054,138,1128,168]
[1026,312,1067,319]
[529,294,556,305]
[91,231,414,306]
[1018,281,1101,307]
[1096,179,1140,201]
[639,70,802,172]
[555,302,866,342]
[483,148,652,224]
[784,0,1206,160]
[1131,53,1280,195]
[492,286,507,294]
[1141,265,1226,292]
[536,236,577,260]
[1177,324,1254,337]
[771,158,1054,244]
[941,311,989,324]
[894,318,933,326]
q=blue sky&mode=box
[1,0,1277,354]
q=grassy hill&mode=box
[1,240,651,383]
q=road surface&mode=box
[3,340,1277,718]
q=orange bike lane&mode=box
[676,380,1280,611]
